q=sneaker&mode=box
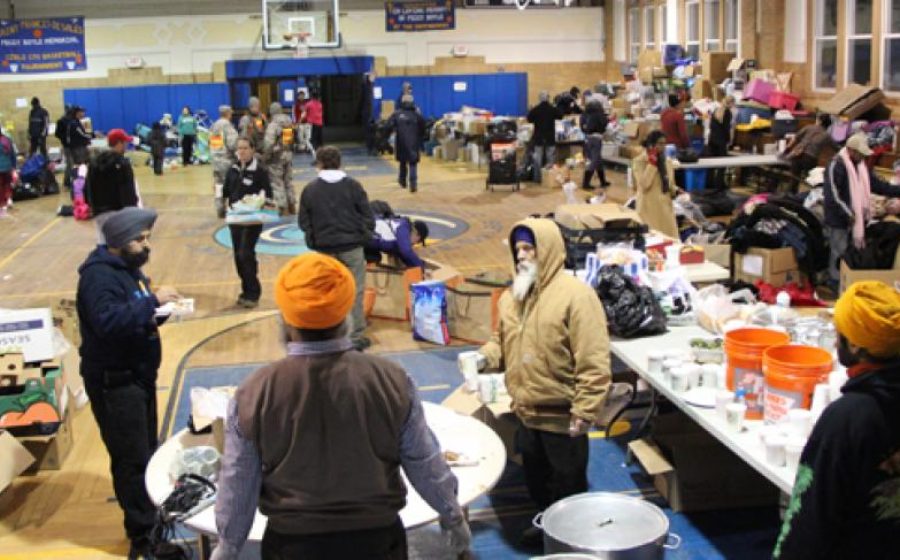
[399,181,407,189]
[0,207,8,219]
[601,181,612,187]
[410,184,417,193]
[236,297,259,309]
[128,538,155,560]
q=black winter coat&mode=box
[67,118,92,148]
[148,129,167,158]
[28,107,49,139]
[824,156,900,229]
[527,101,562,147]
[774,364,900,559]
[76,247,165,383]
[298,173,375,253]
[580,104,608,135]
[389,106,426,163]
[85,150,138,216]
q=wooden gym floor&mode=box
[0,149,633,558]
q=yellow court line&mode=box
[0,544,125,559]
[418,384,451,392]
[0,217,61,272]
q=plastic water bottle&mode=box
[776,291,791,308]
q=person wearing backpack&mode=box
[263,102,297,216]
[0,124,17,218]
[580,98,610,194]
[387,95,426,192]
[177,106,198,166]
[28,97,49,158]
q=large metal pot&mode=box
[533,492,681,560]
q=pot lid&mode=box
[541,492,670,551]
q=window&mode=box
[883,0,900,92]
[846,0,873,85]
[814,0,838,89]
[686,0,700,59]
[659,4,667,44]
[724,0,738,53]
[629,6,641,63]
[704,0,721,51]
[645,6,656,49]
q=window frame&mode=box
[659,3,667,45]
[645,4,656,49]
[724,0,739,54]
[629,5,642,63]
[812,0,839,92]
[844,0,874,86]
[704,0,722,52]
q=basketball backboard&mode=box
[263,0,340,50]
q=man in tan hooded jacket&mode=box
[477,218,610,537]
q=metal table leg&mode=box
[624,387,657,466]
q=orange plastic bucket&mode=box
[763,345,833,424]
[724,328,791,419]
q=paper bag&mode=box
[365,265,423,321]
[446,282,504,344]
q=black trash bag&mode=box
[676,148,700,163]
[12,183,41,201]
[595,265,667,339]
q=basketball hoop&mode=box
[283,31,311,58]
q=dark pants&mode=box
[708,142,728,191]
[311,125,324,151]
[29,135,47,158]
[516,423,589,510]
[399,161,418,190]
[181,134,196,165]
[365,120,376,154]
[582,135,608,189]
[84,372,158,541]
[229,224,263,301]
[152,153,164,175]
[262,518,407,560]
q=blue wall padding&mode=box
[225,56,374,79]
[64,83,229,132]
[375,73,527,119]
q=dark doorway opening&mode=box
[312,74,365,144]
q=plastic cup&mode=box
[716,390,735,420]
[725,402,747,432]
[764,435,787,467]
[662,358,682,375]
[671,368,690,392]
[786,408,813,439]
[701,364,720,388]
[478,376,496,404]
[785,438,806,471]
[683,364,702,389]
[810,383,830,419]
[647,351,665,375]
[458,352,481,392]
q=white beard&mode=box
[512,261,537,301]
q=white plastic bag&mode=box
[694,284,757,334]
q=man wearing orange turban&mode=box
[775,281,900,559]
[210,253,471,560]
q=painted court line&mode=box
[0,217,61,272]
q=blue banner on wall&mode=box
[385,1,455,32]
[0,17,86,74]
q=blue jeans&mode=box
[399,161,418,188]
[532,145,556,183]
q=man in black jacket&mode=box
[76,207,180,559]
[388,95,426,192]
[67,105,94,168]
[774,280,900,560]
[56,106,75,188]
[86,129,139,244]
[580,99,610,192]
[823,133,900,289]
[28,97,49,158]
[527,91,562,183]
[298,146,375,350]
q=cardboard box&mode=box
[0,308,55,363]
[840,260,900,294]
[629,412,779,512]
[818,84,885,119]
[691,79,713,100]
[554,203,644,230]
[0,355,65,434]
[734,247,804,287]
[441,139,461,161]
[702,51,736,84]
[612,98,629,110]
[701,243,732,269]
[0,431,34,492]
[441,384,520,464]
[18,394,74,473]
[380,100,395,121]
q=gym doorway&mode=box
[315,74,365,144]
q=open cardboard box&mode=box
[840,260,900,294]
[0,431,34,492]
[555,203,644,231]
[629,412,778,512]
[0,353,67,434]
[442,383,520,465]
[734,247,804,287]
[18,388,76,473]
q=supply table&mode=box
[145,402,506,556]
[610,324,797,494]
[673,154,787,170]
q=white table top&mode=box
[682,261,729,284]
[610,324,797,494]
[674,154,787,170]
[145,402,506,540]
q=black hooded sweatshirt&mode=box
[85,150,138,216]
[774,364,900,559]
[76,247,164,384]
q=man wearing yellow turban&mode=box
[775,281,900,559]
[210,253,471,560]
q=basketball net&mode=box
[284,31,311,58]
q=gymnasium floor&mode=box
[0,148,779,558]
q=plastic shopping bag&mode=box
[411,280,451,345]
